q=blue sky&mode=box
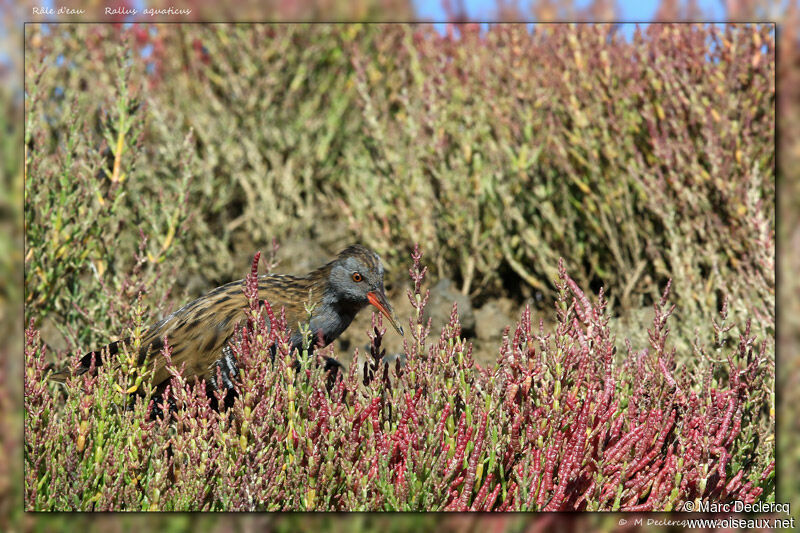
[413,0,728,39]
[413,0,727,20]
[33,0,728,23]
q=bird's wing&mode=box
[144,280,250,387]
[146,277,312,387]
[53,276,314,389]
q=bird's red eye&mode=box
[352,272,363,282]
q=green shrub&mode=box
[25,23,774,352]
[23,22,775,512]
[25,246,774,510]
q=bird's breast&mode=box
[290,303,359,352]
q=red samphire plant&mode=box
[24,245,774,510]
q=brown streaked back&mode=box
[141,274,328,388]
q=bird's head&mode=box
[326,245,404,336]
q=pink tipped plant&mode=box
[24,244,773,510]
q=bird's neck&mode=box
[317,295,362,343]
[273,264,363,351]
[286,296,362,352]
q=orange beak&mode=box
[367,291,404,336]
